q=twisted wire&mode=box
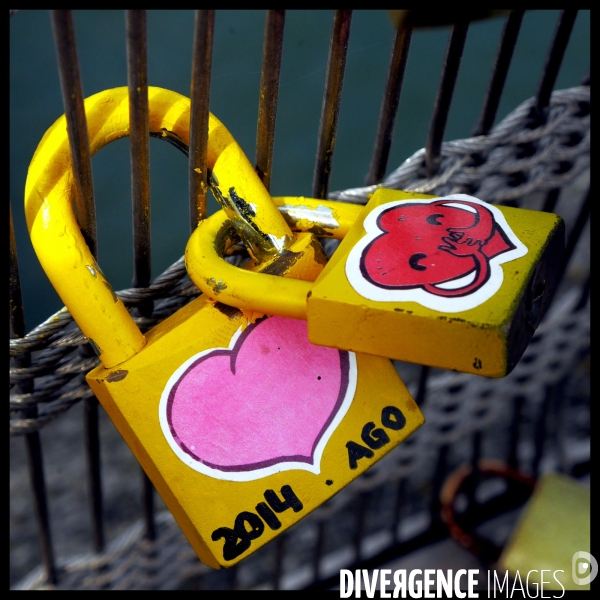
[330,86,589,203]
[9,85,590,438]
[14,287,589,589]
[11,84,590,590]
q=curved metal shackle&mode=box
[25,86,294,368]
[185,197,364,320]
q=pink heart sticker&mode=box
[159,316,356,481]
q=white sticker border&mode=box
[158,323,358,482]
[345,194,528,313]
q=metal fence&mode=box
[10,9,589,590]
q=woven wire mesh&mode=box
[9,86,590,436]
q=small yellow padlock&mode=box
[187,189,564,377]
[25,87,424,568]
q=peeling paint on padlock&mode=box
[87,302,421,568]
[309,189,564,377]
[106,370,129,383]
[206,278,227,294]
[26,87,424,570]
[258,249,303,277]
[25,86,295,368]
[188,188,564,377]
[273,196,363,239]
[209,170,293,262]
[279,203,341,232]
[213,301,243,320]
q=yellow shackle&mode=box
[25,86,294,368]
[185,197,364,320]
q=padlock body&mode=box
[307,188,564,377]
[87,295,423,569]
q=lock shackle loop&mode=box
[25,86,292,368]
[186,197,364,320]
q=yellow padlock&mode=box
[187,189,564,377]
[498,473,591,591]
[25,87,424,568]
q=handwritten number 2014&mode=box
[212,405,406,560]
[212,485,303,561]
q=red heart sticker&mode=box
[346,194,527,312]
[159,316,357,481]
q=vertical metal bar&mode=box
[10,206,58,584]
[50,9,97,257]
[391,478,406,541]
[51,9,105,553]
[272,534,285,590]
[353,492,369,561]
[470,431,482,473]
[575,274,590,311]
[429,444,449,527]
[229,563,239,590]
[312,521,325,582]
[541,187,561,213]
[465,431,482,507]
[559,187,590,282]
[551,376,571,476]
[425,22,469,178]
[472,10,524,136]
[531,385,554,477]
[506,395,524,470]
[189,9,215,231]
[544,187,590,312]
[126,11,158,543]
[535,10,578,118]
[24,423,59,584]
[365,24,412,186]
[580,71,590,86]
[255,10,285,192]
[142,472,156,541]
[83,391,105,552]
[126,10,151,292]
[415,365,430,407]
[9,207,26,342]
[312,9,352,199]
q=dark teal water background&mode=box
[10,10,589,329]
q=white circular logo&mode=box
[572,551,598,585]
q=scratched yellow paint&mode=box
[84,210,423,570]
[25,88,424,569]
[188,189,563,378]
[24,86,292,368]
[307,188,564,377]
[88,304,423,568]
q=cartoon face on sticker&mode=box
[345,194,528,313]
[158,316,357,482]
